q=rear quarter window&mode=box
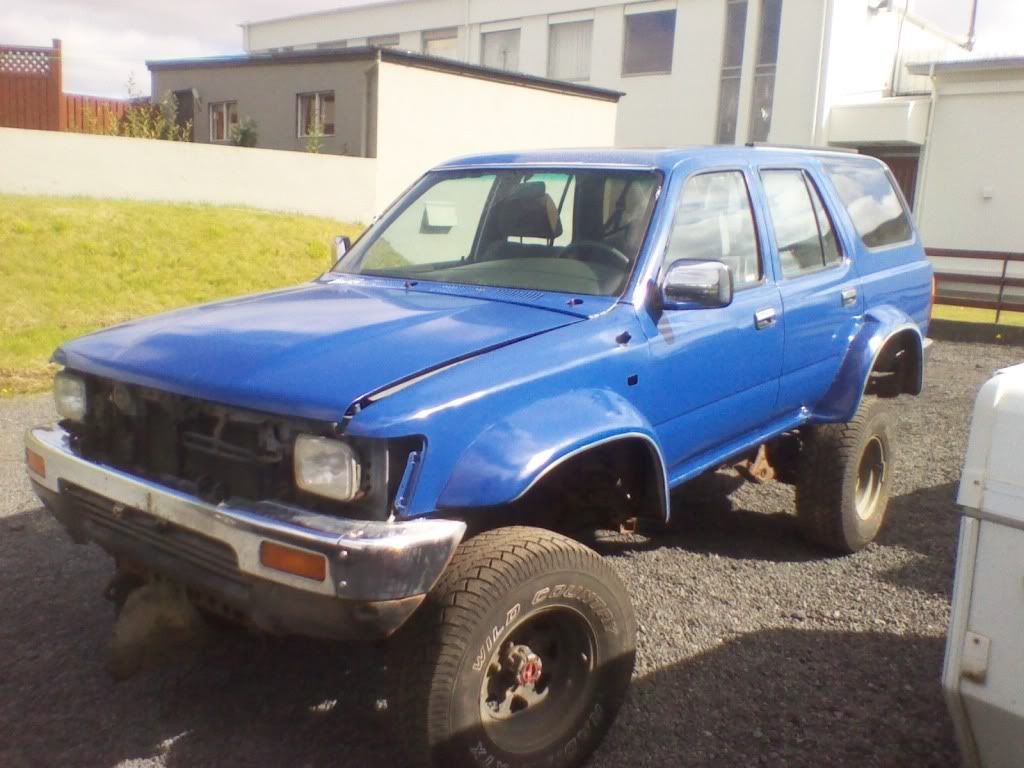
[825,162,913,249]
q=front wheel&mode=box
[396,526,636,768]
[796,396,894,553]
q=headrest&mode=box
[494,182,563,240]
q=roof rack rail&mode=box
[745,142,859,154]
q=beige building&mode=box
[240,0,974,156]
[148,48,620,212]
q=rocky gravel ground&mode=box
[0,339,1018,767]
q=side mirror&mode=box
[332,235,352,263]
[660,259,733,310]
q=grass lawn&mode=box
[932,304,1024,327]
[0,195,362,396]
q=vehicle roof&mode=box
[434,145,877,174]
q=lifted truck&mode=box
[27,146,932,768]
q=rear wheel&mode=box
[396,526,636,768]
[796,396,894,553]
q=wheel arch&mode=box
[435,390,671,524]
[812,310,924,423]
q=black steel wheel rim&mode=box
[478,606,597,755]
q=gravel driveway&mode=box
[0,339,1018,767]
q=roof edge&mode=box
[146,46,624,102]
[907,56,1024,76]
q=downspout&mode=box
[913,62,938,227]
[464,0,471,63]
[810,0,834,146]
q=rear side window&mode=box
[761,169,842,279]
[825,162,913,248]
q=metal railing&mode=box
[929,248,1024,323]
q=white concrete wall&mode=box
[819,3,970,144]
[0,128,378,223]
[233,0,973,150]
[243,0,728,148]
[372,59,618,210]
[916,67,1024,258]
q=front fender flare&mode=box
[436,388,670,522]
[813,307,923,423]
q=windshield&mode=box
[337,168,661,296]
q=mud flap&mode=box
[108,582,209,681]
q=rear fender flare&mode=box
[813,308,923,423]
[436,389,671,522]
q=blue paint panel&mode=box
[51,147,933,524]
[58,279,583,422]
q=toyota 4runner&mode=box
[26,146,933,768]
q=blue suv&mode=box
[26,146,932,768]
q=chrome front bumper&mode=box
[26,426,465,634]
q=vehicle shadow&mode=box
[605,628,959,767]
[875,481,961,597]
[0,505,959,768]
[592,471,819,565]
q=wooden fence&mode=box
[0,39,128,133]
[929,248,1024,322]
[62,93,128,133]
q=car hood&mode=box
[56,279,583,422]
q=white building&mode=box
[242,0,975,204]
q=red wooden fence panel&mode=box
[62,93,128,132]
[0,40,60,130]
[0,39,128,132]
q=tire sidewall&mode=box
[841,403,893,549]
[437,567,635,768]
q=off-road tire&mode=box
[796,396,894,553]
[396,526,636,768]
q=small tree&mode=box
[305,120,324,153]
[108,75,192,142]
[304,99,326,153]
[230,116,259,147]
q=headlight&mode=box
[294,435,363,502]
[54,371,87,422]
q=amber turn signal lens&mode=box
[259,541,327,582]
[25,448,46,478]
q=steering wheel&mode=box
[561,240,631,269]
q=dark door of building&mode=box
[859,147,920,209]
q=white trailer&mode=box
[945,362,1024,768]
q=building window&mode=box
[209,101,238,142]
[715,0,748,144]
[622,9,676,76]
[297,91,335,137]
[423,28,458,58]
[749,0,783,142]
[368,34,400,49]
[548,20,593,81]
[482,28,521,71]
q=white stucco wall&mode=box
[0,128,378,223]
[243,0,970,150]
[243,0,728,148]
[372,59,618,210]
[916,67,1024,256]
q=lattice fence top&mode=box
[0,48,52,76]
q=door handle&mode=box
[841,287,858,307]
[754,307,777,330]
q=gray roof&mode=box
[147,46,623,103]
[907,56,1024,75]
